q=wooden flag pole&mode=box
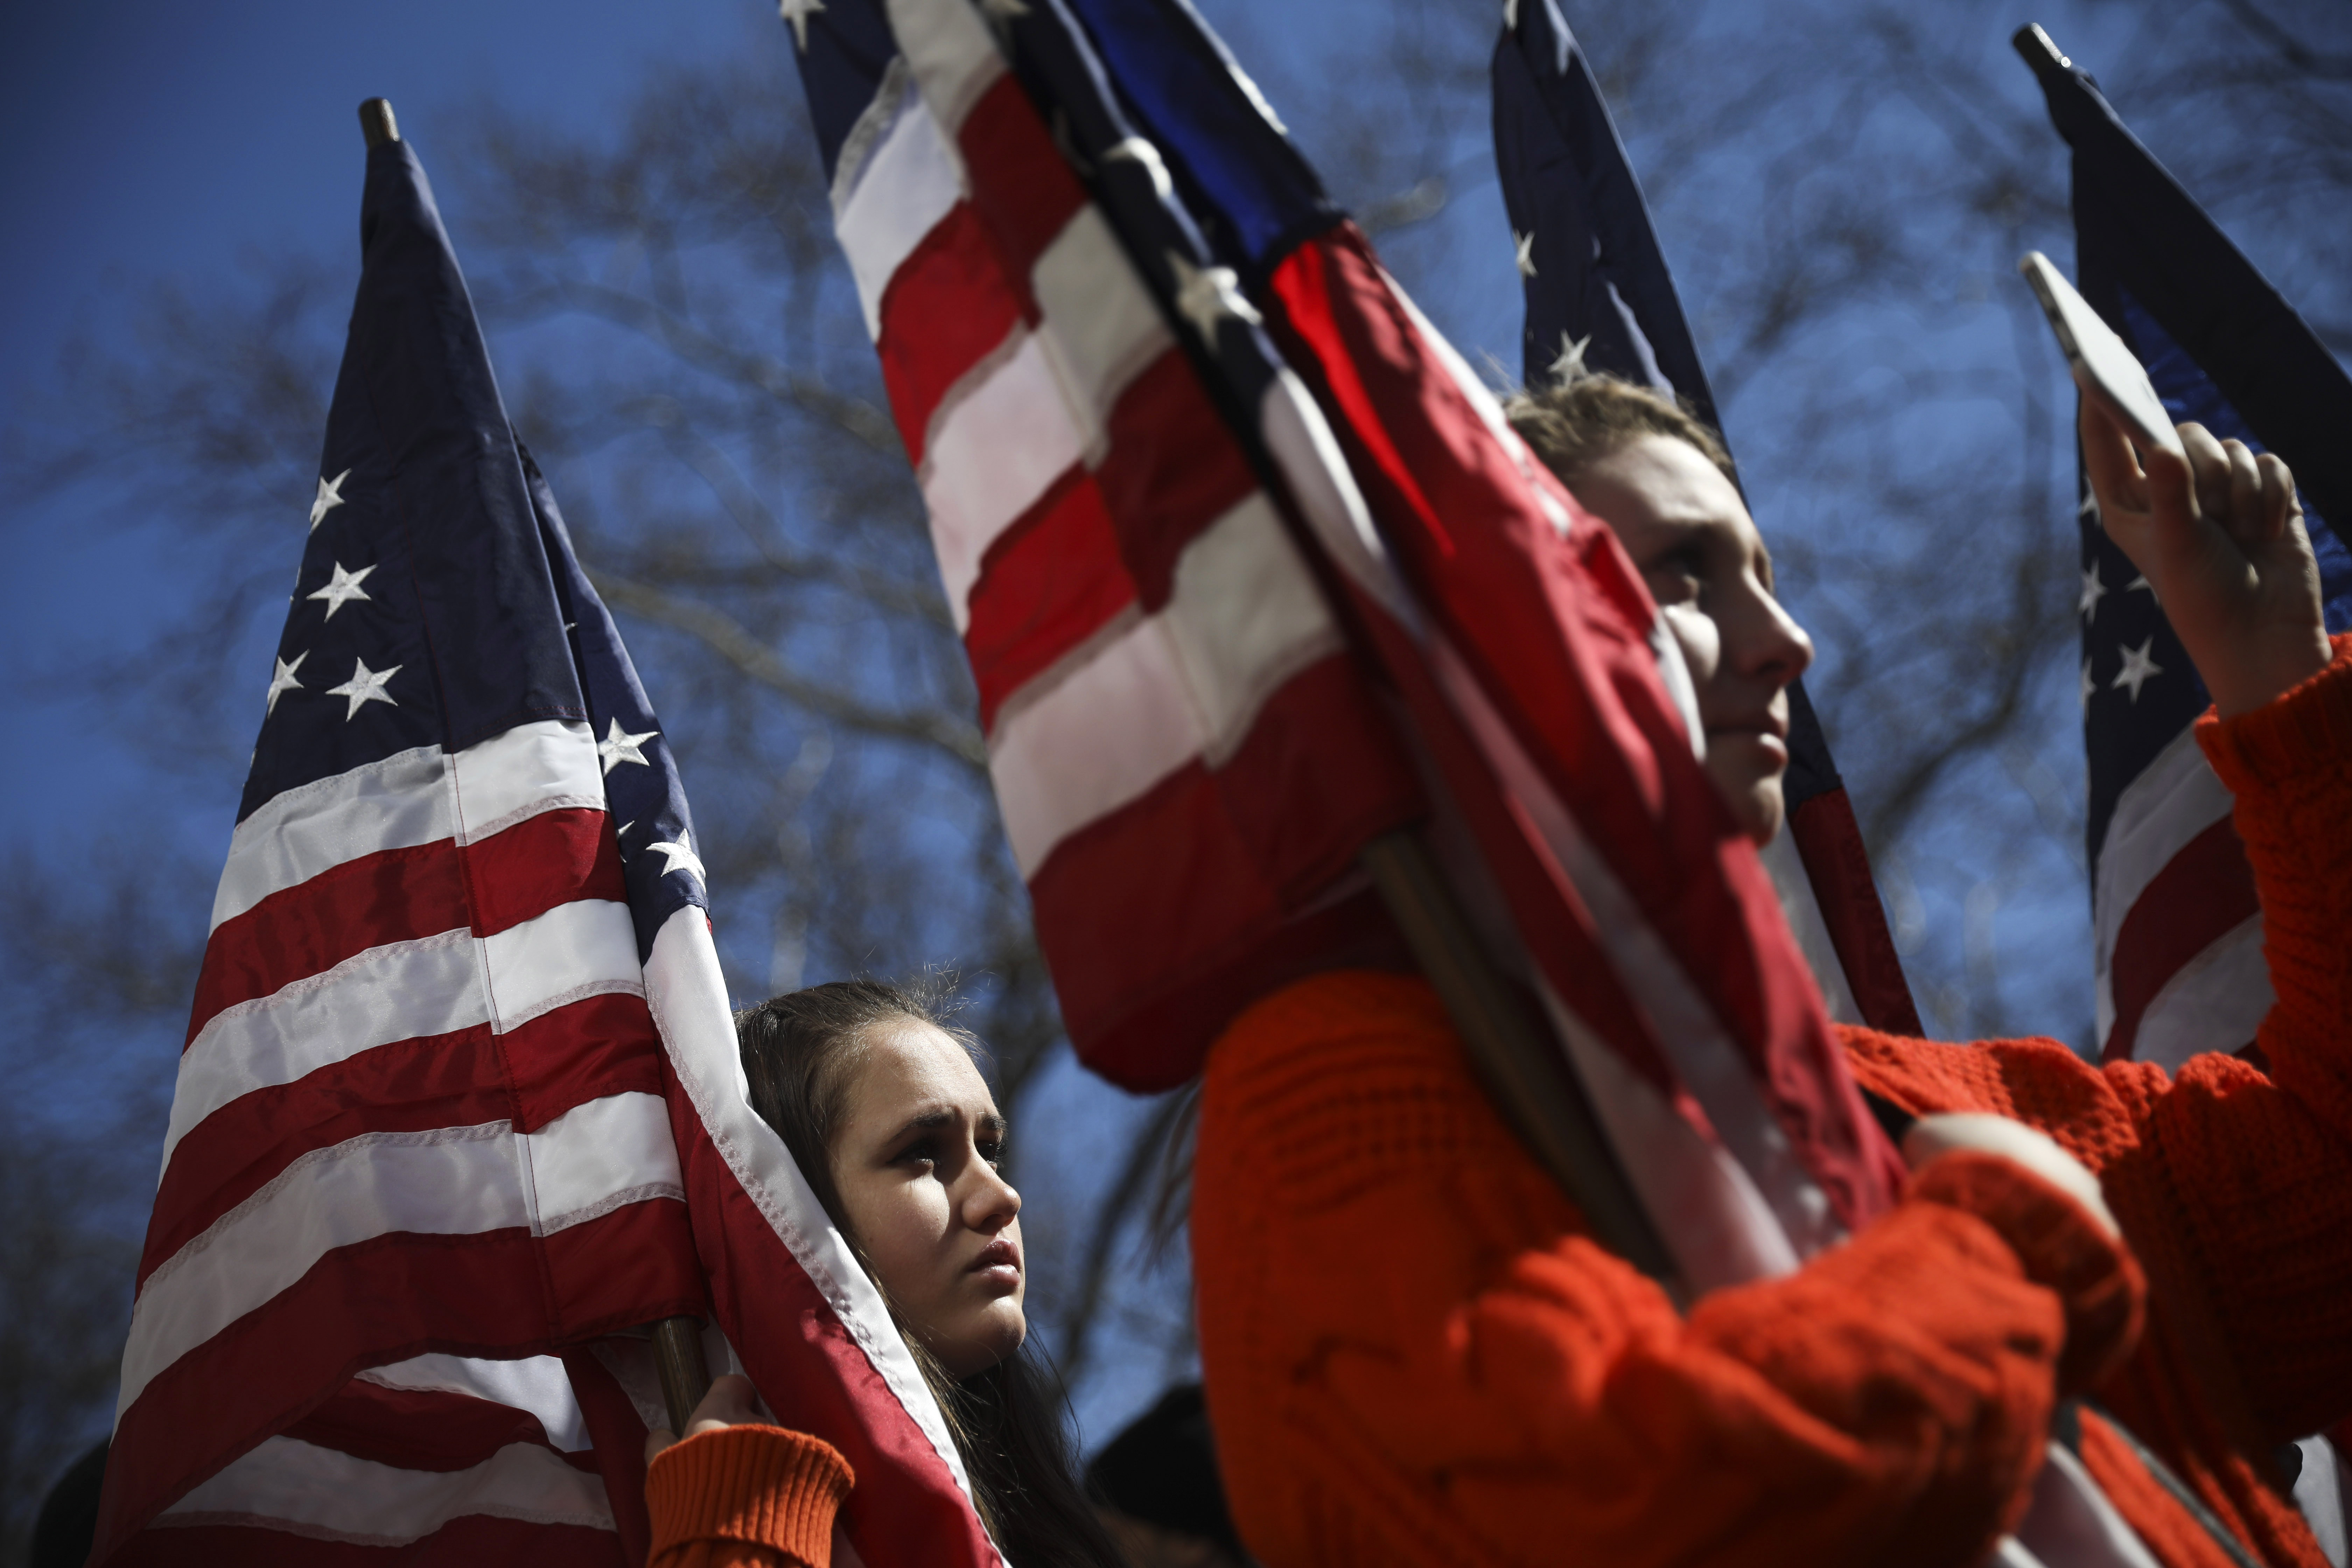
[1358,831,1681,1290]
[354,90,715,1436]
[650,1319,714,1434]
[2011,23,2073,85]
[359,97,399,148]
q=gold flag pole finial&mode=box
[359,98,400,148]
[2011,24,2073,80]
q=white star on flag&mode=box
[2112,636,2162,703]
[2078,561,2106,622]
[1514,231,1537,279]
[599,717,660,775]
[778,0,825,52]
[1168,252,1261,345]
[307,561,378,620]
[265,651,307,715]
[325,656,401,721]
[980,0,1029,16]
[2079,656,2096,713]
[1549,331,1594,385]
[1106,138,1174,200]
[309,470,351,533]
[1504,0,1522,28]
[2126,572,2157,603]
[645,831,707,885]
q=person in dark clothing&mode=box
[30,1442,106,1568]
[1088,1385,1252,1568]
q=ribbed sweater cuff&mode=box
[1908,1150,2146,1395]
[2196,633,2352,793]
[646,1424,853,1568]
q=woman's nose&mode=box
[965,1163,1022,1233]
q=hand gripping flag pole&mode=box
[360,87,716,1451]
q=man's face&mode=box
[1564,434,1814,844]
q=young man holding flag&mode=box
[1191,367,2352,1568]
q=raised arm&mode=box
[2079,400,2352,1428]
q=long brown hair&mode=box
[736,980,1122,1568]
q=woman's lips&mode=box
[969,1237,1022,1290]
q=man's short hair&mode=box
[1502,373,1736,487]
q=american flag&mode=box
[783,0,1906,1297]
[1491,0,1924,1040]
[101,131,999,1566]
[2021,39,2352,1072]
[782,0,1428,1093]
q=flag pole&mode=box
[358,97,398,148]
[354,90,715,1436]
[649,1319,714,1434]
[2011,23,2072,84]
[1358,832,1681,1290]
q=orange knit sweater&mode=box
[1190,636,2352,1568]
[644,1424,853,1568]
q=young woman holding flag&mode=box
[637,981,1123,1568]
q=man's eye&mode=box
[1644,564,1701,604]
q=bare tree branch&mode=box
[585,564,988,771]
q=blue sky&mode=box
[0,2,786,853]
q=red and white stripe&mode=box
[102,718,701,1564]
[114,702,994,1562]
[2094,723,2268,1069]
[136,1354,616,1561]
[835,0,1422,1088]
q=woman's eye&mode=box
[978,1139,1006,1169]
[894,1139,938,1169]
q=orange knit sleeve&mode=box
[2197,632,2352,1140]
[1192,969,2134,1568]
[645,1424,854,1568]
[1840,639,2352,1448]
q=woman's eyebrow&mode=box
[977,1111,1008,1138]
[887,1107,957,1141]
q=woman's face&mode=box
[829,1018,1026,1378]
[1566,434,1815,844]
